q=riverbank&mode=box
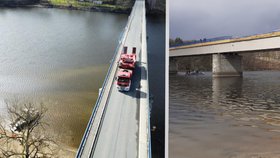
[41,0,131,14]
[0,2,131,14]
[0,0,165,15]
[0,131,76,157]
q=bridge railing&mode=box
[75,4,136,157]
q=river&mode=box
[0,6,165,156]
[0,7,128,154]
[147,15,166,158]
[170,71,280,158]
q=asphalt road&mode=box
[91,1,144,158]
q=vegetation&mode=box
[46,0,129,11]
[0,0,165,14]
[0,101,57,158]
[49,0,111,8]
[169,37,184,46]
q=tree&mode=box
[170,37,184,47]
[174,37,183,45]
[0,101,57,158]
[169,38,175,46]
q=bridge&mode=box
[76,0,151,158]
[170,32,280,77]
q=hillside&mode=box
[0,0,165,14]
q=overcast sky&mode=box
[170,0,280,40]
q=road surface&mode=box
[92,1,145,157]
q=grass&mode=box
[48,0,127,10]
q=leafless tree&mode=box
[0,101,58,158]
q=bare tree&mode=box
[0,101,57,158]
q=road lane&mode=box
[92,1,144,158]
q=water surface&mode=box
[147,15,166,158]
[0,7,127,150]
[170,71,280,158]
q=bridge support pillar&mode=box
[169,58,178,74]
[212,53,243,77]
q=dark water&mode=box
[147,15,166,158]
[0,7,127,150]
[170,71,280,158]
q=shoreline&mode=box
[0,4,131,14]
[0,3,165,15]
[39,3,132,14]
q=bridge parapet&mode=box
[138,2,151,157]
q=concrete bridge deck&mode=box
[170,31,280,56]
[76,0,150,157]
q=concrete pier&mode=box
[212,53,243,77]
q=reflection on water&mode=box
[0,7,127,151]
[170,71,280,158]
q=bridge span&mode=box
[76,0,151,157]
[170,32,280,77]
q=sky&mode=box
[170,0,280,40]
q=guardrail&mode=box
[75,2,137,157]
